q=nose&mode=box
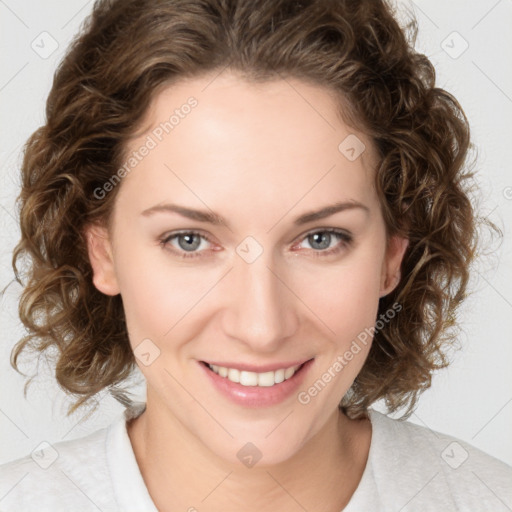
[220,247,299,353]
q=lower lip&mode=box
[199,359,314,407]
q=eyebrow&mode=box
[140,200,370,228]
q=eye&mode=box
[294,228,353,257]
[159,230,214,259]
[159,228,353,259]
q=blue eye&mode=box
[160,231,212,259]
[297,229,353,257]
[159,228,353,259]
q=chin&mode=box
[188,409,321,469]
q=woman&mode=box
[1,0,510,510]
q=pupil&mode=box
[311,232,330,250]
[180,234,200,251]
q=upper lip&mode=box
[201,358,312,373]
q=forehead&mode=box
[117,71,379,219]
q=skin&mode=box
[86,70,408,511]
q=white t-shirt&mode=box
[0,403,510,511]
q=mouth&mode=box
[199,358,314,407]
[202,361,307,387]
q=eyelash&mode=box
[159,228,353,260]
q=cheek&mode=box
[113,244,209,345]
[292,255,383,415]
[298,251,384,340]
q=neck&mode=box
[127,398,371,512]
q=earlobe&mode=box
[379,235,409,298]
[84,223,120,296]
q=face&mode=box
[86,71,408,466]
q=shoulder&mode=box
[367,409,512,511]
[0,423,117,512]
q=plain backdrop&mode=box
[1,0,511,467]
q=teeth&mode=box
[228,368,240,383]
[240,371,258,386]
[207,363,302,387]
[257,371,275,387]
[284,366,295,379]
[274,369,285,384]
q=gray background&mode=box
[1,0,511,467]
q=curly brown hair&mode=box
[9,0,498,417]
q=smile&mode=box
[199,358,314,407]
[206,362,303,387]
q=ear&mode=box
[379,235,409,298]
[84,223,120,296]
